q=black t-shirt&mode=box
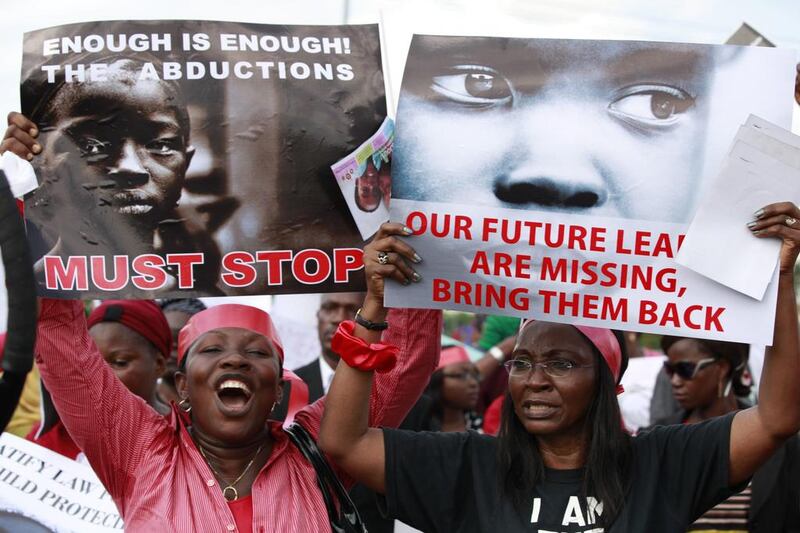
[382,413,742,532]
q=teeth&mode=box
[218,380,251,395]
[525,404,554,413]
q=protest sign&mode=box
[21,20,387,298]
[386,35,796,344]
[331,117,393,239]
[0,432,122,532]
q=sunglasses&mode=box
[663,357,717,380]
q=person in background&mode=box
[655,337,751,426]
[616,331,666,432]
[624,332,663,358]
[270,292,364,420]
[299,292,364,399]
[420,345,482,432]
[448,314,485,347]
[649,364,682,427]
[158,298,207,405]
[476,317,527,435]
[655,336,799,532]
[475,315,519,412]
[28,300,170,460]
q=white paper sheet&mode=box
[677,140,800,300]
[745,115,800,149]
[735,125,800,169]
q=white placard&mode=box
[0,432,122,532]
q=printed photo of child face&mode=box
[393,37,734,223]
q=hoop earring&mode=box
[178,398,192,413]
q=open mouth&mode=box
[521,399,558,419]
[216,379,253,413]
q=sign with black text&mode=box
[0,433,122,532]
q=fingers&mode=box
[748,213,799,233]
[371,263,410,286]
[4,125,41,159]
[7,112,37,137]
[2,112,40,159]
[373,250,418,285]
[364,221,422,286]
[373,221,413,241]
[753,202,800,221]
[750,222,797,241]
[749,204,800,241]
[371,234,421,265]
[0,137,35,160]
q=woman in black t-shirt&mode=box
[319,203,800,532]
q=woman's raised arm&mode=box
[729,202,800,485]
[319,222,428,493]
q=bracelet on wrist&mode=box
[354,307,389,331]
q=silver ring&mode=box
[377,251,389,265]
[786,217,797,227]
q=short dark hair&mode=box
[160,298,207,316]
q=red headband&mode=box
[520,319,624,394]
[88,300,171,358]
[177,304,284,366]
[436,345,471,371]
[176,305,313,425]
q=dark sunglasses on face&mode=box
[663,357,717,380]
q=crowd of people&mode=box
[0,57,798,533]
